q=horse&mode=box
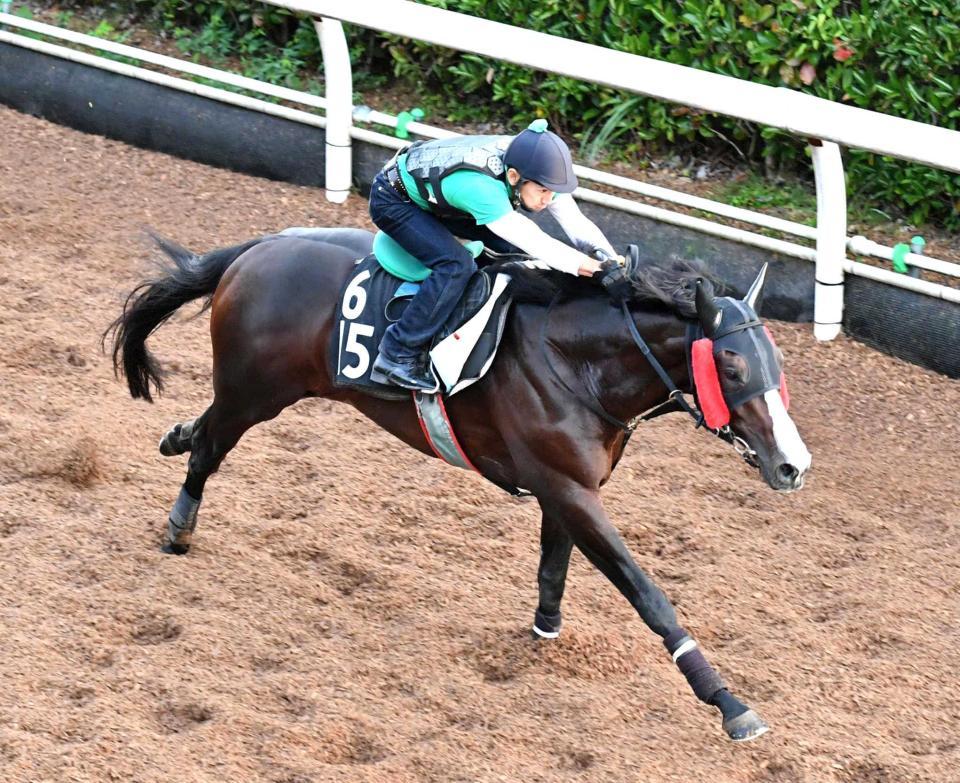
[105,227,811,742]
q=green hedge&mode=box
[53,0,960,228]
[388,0,960,229]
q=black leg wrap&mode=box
[533,608,562,639]
[663,628,725,704]
[709,688,748,720]
[663,628,691,655]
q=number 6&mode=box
[342,270,371,320]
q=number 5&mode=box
[340,322,375,379]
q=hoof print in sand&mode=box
[277,691,315,720]
[273,774,314,783]
[131,613,182,645]
[67,686,96,707]
[287,548,380,597]
[0,516,24,538]
[331,561,379,596]
[156,702,214,734]
[471,629,641,683]
[560,750,596,771]
[316,724,386,766]
[753,760,802,782]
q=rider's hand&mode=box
[595,258,632,303]
[578,257,602,276]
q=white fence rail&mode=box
[2,4,959,337]
[268,0,960,173]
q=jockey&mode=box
[369,119,626,391]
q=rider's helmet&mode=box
[503,119,579,193]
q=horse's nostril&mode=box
[777,463,799,484]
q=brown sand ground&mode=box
[0,105,958,783]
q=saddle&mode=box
[329,234,513,400]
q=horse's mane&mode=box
[485,254,719,319]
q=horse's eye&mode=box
[723,366,741,382]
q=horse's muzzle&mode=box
[763,456,808,492]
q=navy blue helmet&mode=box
[504,119,579,193]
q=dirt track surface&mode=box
[1,105,958,783]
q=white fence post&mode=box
[810,140,846,341]
[315,17,352,203]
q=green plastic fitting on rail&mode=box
[395,108,425,139]
[910,235,926,255]
[891,243,910,274]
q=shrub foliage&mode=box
[56,0,960,228]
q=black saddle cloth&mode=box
[329,255,495,400]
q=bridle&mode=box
[539,293,761,468]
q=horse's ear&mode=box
[744,263,768,312]
[695,279,722,337]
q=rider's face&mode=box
[507,168,555,212]
[518,180,555,211]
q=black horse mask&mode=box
[692,265,789,429]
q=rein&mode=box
[539,293,759,467]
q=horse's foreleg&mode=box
[540,483,768,742]
[532,510,574,640]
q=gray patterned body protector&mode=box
[403,135,515,217]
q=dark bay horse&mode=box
[106,228,811,742]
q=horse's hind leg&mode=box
[532,510,574,639]
[163,402,244,554]
[163,389,298,554]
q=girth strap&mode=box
[413,391,480,472]
[413,390,533,497]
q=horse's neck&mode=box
[569,303,692,422]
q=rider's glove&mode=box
[573,239,602,256]
[596,258,632,304]
[575,241,628,266]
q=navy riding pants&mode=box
[369,170,516,359]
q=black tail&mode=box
[104,232,262,402]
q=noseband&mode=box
[539,295,760,467]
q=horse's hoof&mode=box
[161,541,190,556]
[531,608,561,640]
[159,427,181,457]
[160,421,195,457]
[723,709,770,742]
[531,624,560,640]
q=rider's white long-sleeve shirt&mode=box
[485,194,616,276]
